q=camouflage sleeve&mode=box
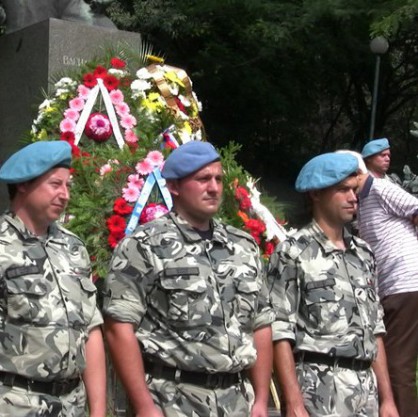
[102,235,154,326]
[370,254,386,336]
[254,267,276,330]
[87,304,104,331]
[267,242,299,342]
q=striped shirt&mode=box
[357,175,418,298]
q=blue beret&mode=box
[361,138,390,158]
[0,141,72,184]
[162,141,220,179]
[295,153,359,192]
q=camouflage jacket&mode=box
[0,212,102,380]
[103,212,275,373]
[267,221,385,361]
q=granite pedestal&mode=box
[0,18,141,209]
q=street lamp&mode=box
[369,36,389,139]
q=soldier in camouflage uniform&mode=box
[0,141,106,417]
[103,141,275,417]
[267,153,399,417]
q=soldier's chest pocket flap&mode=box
[161,267,205,292]
[5,271,50,324]
[159,267,210,327]
[304,277,342,304]
[303,277,347,334]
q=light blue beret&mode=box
[162,141,220,179]
[361,138,390,158]
[0,141,72,184]
[295,152,359,192]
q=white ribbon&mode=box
[74,79,125,149]
[246,179,290,242]
[75,84,99,145]
[97,79,125,149]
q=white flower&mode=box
[55,77,76,88]
[108,68,126,78]
[168,83,179,96]
[136,68,153,79]
[131,79,152,93]
[177,111,189,121]
[55,88,70,97]
[192,92,202,111]
[38,99,52,110]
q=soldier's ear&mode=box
[166,179,180,197]
[308,189,321,202]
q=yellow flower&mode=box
[182,121,192,134]
[164,71,185,88]
[37,129,48,139]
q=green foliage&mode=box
[107,0,418,177]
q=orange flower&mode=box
[237,211,249,222]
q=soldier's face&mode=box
[17,168,71,229]
[168,161,223,229]
[365,149,391,177]
[313,176,358,226]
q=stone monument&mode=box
[0,18,141,209]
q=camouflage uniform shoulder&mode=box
[351,233,374,255]
[128,213,176,242]
[275,226,317,259]
[54,222,85,245]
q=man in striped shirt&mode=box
[356,164,418,417]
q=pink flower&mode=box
[146,150,164,167]
[77,85,91,100]
[100,163,113,176]
[127,174,144,190]
[110,89,124,105]
[136,159,154,175]
[122,185,140,202]
[60,118,77,133]
[125,129,138,144]
[120,114,137,129]
[140,203,169,224]
[85,113,113,142]
[115,102,130,116]
[69,97,85,111]
[64,108,80,121]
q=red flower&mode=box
[244,219,266,234]
[106,215,126,234]
[83,72,97,88]
[235,186,249,200]
[60,131,75,142]
[239,197,252,210]
[93,65,107,79]
[108,233,124,249]
[84,113,113,142]
[103,74,120,91]
[250,232,261,245]
[110,57,126,69]
[264,241,276,256]
[113,197,133,216]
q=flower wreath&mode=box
[28,50,288,279]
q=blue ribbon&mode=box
[125,167,173,235]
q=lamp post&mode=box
[369,36,389,139]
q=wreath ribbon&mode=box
[147,64,202,129]
[125,168,173,235]
[74,79,125,149]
